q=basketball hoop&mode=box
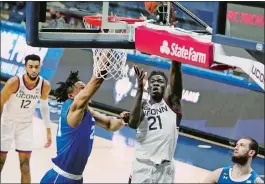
[83,15,144,80]
[83,15,143,28]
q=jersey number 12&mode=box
[20,100,31,108]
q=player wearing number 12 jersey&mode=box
[40,70,129,184]
[0,54,52,183]
[128,62,183,183]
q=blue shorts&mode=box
[40,168,83,184]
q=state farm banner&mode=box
[135,25,214,69]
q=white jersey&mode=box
[2,75,43,123]
[134,99,179,165]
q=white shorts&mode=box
[131,158,175,183]
[1,119,33,153]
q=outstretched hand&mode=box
[134,65,147,89]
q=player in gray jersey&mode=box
[128,60,183,183]
[0,54,52,183]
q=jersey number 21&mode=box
[148,115,162,130]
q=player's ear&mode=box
[68,93,74,99]
[249,150,255,157]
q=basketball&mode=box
[144,2,158,15]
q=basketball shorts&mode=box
[41,166,83,184]
[1,119,33,153]
[131,158,175,183]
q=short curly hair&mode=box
[148,70,168,85]
[24,54,41,65]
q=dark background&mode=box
[50,49,264,149]
[226,3,264,43]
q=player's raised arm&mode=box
[164,61,183,112]
[70,54,111,119]
[40,80,52,148]
[128,66,147,129]
[68,73,105,128]
[89,107,129,132]
[0,77,19,118]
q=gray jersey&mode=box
[134,99,179,164]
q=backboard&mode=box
[24,1,264,90]
[26,1,148,49]
[212,1,264,52]
[26,1,208,49]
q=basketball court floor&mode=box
[0,83,264,183]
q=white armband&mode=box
[40,99,51,128]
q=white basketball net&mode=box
[83,17,128,80]
[92,48,127,80]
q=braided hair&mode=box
[54,71,80,103]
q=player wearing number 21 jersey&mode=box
[0,54,52,183]
[128,63,183,184]
[41,70,129,184]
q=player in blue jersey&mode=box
[40,70,129,184]
[203,137,264,183]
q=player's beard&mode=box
[26,72,38,81]
[232,152,249,166]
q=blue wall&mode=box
[0,20,63,81]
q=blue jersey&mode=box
[52,99,96,175]
[218,166,259,183]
